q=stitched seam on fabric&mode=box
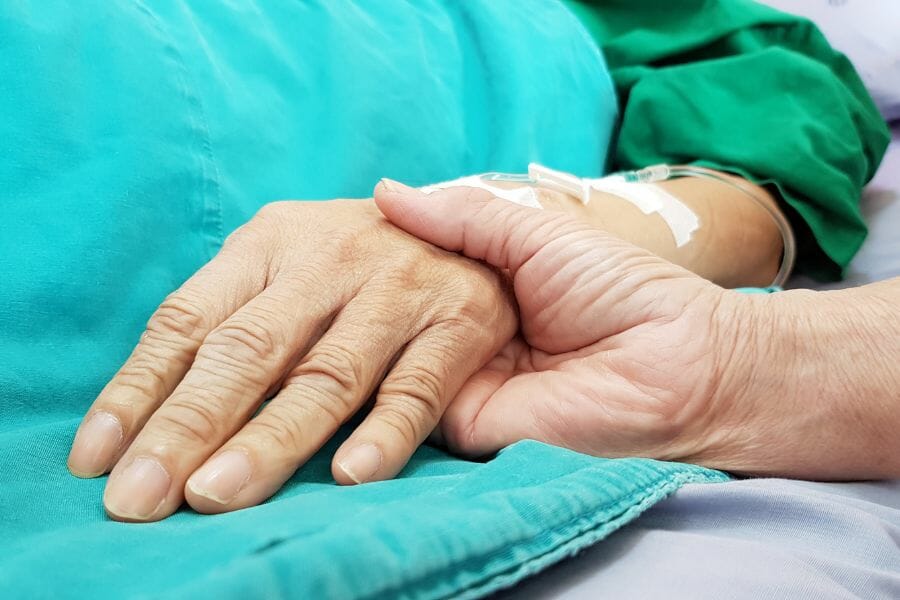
[357,466,727,600]
[367,469,710,600]
[154,457,725,598]
[448,470,727,600]
[130,1,226,260]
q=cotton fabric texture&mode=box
[500,478,900,599]
[566,0,890,280]
[0,2,723,598]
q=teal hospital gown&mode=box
[0,1,885,598]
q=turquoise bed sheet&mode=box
[0,1,726,597]
[1,428,726,598]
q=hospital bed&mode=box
[2,3,896,598]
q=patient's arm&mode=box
[524,170,785,288]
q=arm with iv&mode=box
[424,164,789,289]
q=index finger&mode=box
[67,240,266,478]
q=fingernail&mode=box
[104,457,170,520]
[187,450,252,505]
[68,411,123,477]
[337,443,383,484]
[379,178,417,194]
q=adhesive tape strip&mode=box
[587,175,699,247]
[528,163,592,205]
[421,175,543,209]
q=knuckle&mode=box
[246,412,306,454]
[219,222,276,282]
[293,388,348,429]
[371,404,427,448]
[277,263,328,291]
[249,377,354,453]
[327,226,369,267]
[201,317,283,367]
[288,344,362,409]
[223,215,253,241]
[221,222,262,253]
[153,395,224,446]
[380,367,445,425]
[431,266,508,328]
[146,294,209,343]
[111,360,171,402]
[454,274,496,313]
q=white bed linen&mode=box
[499,479,900,600]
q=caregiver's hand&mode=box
[68,200,516,521]
[375,181,733,465]
[375,182,900,480]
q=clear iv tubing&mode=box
[619,164,797,288]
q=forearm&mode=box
[704,277,900,480]
[536,171,784,288]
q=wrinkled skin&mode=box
[68,199,516,521]
[375,182,743,466]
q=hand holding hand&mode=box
[375,181,744,465]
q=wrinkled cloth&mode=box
[0,431,725,598]
[566,0,890,280]
[0,2,727,598]
[502,477,900,599]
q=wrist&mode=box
[685,288,800,475]
[694,285,900,479]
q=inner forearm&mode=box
[655,175,783,287]
[539,171,784,288]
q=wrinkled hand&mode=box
[375,182,745,465]
[68,199,516,521]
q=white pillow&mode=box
[761,0,900,121]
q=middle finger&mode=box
[101,280,339,521]
[183,291,420,513]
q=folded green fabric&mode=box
[0,2,725,597]
[566,0,890,280]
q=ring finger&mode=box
[101,280,339,521]
[184,294,420,513]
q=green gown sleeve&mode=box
[563,0,890,281]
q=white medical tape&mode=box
[586,174,700,247]
[528,163,592,205]
[420,175,543,209]
[420,167,699,247]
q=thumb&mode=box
[374,178,586,276]
[374,178,687,351]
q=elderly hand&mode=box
[68,199,516,521]
[375,181,737,463]
[376,181,900,481]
